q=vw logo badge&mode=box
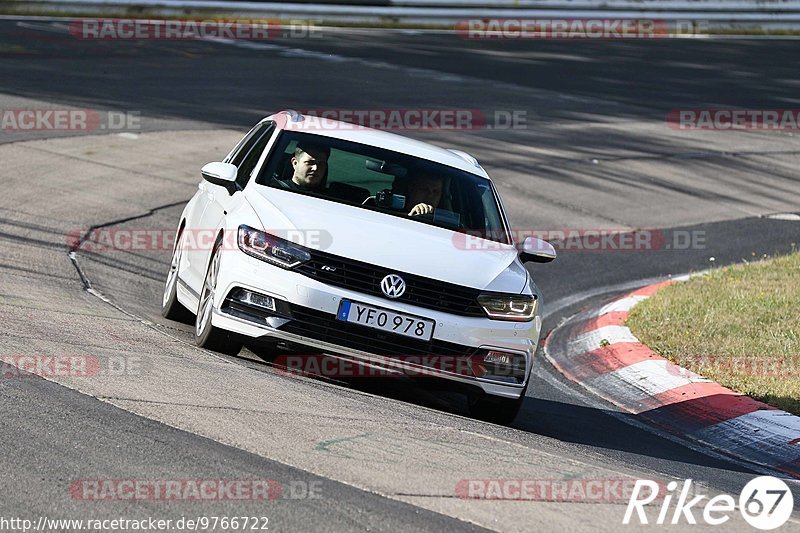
[380,274,406,299]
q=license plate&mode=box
[336,300,435,341]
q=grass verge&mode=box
[627,251,800,415]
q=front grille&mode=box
[295,249,485,317]
[279,303,485,359]
[222,291,525,384]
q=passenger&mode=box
[407,174,443,217]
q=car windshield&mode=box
[255,131,510,244]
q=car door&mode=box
[194,121,277,284]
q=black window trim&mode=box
[225,122,266,165]
[230,121,276,190]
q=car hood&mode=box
[245,186,525,292]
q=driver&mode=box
[277,143,330,191]
[407,174,443,217]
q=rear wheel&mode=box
[161,228,193,323]
[195,240,242,355]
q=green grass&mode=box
[627,251,800,415]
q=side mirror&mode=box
[519,236,556,263]
[201,162,239,194]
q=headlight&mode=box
[238,225,311,269]
[477,293,538,321]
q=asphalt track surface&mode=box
[1,19,800,531]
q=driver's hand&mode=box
[408,203,434,216]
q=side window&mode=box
[234,122,275,189]
[227,124,264,165]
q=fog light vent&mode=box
[235,289,276,311]
[484,351,513,365]
[468,350,526,384]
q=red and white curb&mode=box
[544,278,800,479]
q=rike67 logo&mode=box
[624,477,794,529]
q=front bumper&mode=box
[211,250,542,399]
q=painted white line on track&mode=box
[16,21,69,33]
[570,325,639,348]
[202,37,632,107]
[693,410,800,462]
[596,294,649,315]
[610,359,712,396]
[543,275,670,321]
[767,213,800,221]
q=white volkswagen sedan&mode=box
[162,110,555,424]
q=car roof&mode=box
[264,111,490,178]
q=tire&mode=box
[467,383,527,426]
[195,239,242,356]
[161,227,193,323]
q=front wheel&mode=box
[195,241,242,355]
[467,387,526,426]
